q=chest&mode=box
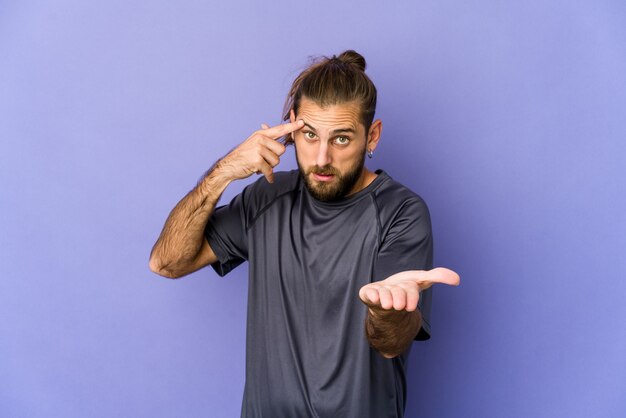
[248,198,380,292]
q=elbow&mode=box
[148,255,182,279]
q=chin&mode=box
[306,178,343,202]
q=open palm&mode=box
[359,267,460,312]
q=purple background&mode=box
[1,1,625,417]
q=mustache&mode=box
[307,166,339,176]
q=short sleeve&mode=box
[204,187,249,277]
[374,198,433,340]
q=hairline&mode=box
[296,96,372,132]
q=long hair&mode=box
[281,50,377,144]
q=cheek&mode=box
[293,141,311,165]
[294,139,317,160]
[336,147,364,167]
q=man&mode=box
[149,50,459,418]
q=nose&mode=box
[315,140,332,167]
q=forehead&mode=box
[297,97,363,130]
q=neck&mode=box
[347,167,377,196]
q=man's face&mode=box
[291,97,369,202]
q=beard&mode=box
[297,150,366,202]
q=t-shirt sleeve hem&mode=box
[415,317,431,341]
[204,228,244,277]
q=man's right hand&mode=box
[218,119,304,184]
[149,119,304,278]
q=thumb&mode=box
[420,267,461,286]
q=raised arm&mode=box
[148,165,230,278]
[359,268,460,358]
[149,120,304,278]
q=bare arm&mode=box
[148,164,231,278]
[365,307,422,359]
[359,268,460,358]
[148,120,304,278]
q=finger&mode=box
[358,285,369,303]
[420,267,461,286]
[359,284,381,305]
[261,136,287,157]
[259,147,280,168]
[261,123,270,129]
[366,287,381,306]
[390,286,407,311]
[256,160,274,183]
[383,270,426,285]
[416,281,434,292]
[384,268,460,287]
[262,119,305,139]
[377,286,393,310]
[399,282,420,312]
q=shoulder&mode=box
[245,169,299,200]
[372,171,431,226]
[240,169,300,217]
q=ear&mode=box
[366,119,382,153]
[290,109,296,123]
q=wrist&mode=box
[365,307,422,359]
[199,160,233,194]
[368,306,420,323]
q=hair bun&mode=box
[337,50,366,72]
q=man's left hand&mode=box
[359,268,460,312]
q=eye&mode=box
[334,136,350,146]
[304,131,317,140]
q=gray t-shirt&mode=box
[205,169,433,418]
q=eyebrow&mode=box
[302,122,356,135]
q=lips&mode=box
[312,173,335,182]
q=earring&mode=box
[367,149,373,159]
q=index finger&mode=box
[262,119,304,139]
